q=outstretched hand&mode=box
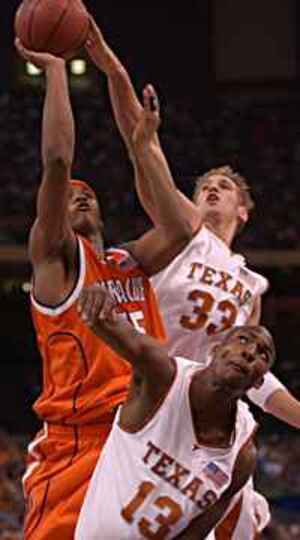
[77,284,116,329]
[15,38,64,70]
[132,84,161,148]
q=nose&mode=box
[75,194,88,203]
[241,345,257,363]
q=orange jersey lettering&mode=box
[31,237,165,425]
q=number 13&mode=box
[122,481,182,539]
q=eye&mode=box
[258,348,269,363]
[238,335,248,344]
[220,181,232,190]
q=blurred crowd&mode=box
[0,427,299,538]
[1,86,300,249]
[0,430,25,539]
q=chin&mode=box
[72,219,92,236]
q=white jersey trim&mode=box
[22,422,49,492]
[30,237,86,317]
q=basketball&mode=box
[15,0,90,56]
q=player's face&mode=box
[67,187,103,236]
[194,175,248,228]
[212,326,274,394]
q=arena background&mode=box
[0,1,300,538]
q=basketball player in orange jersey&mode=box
[75,284,275,540]
[83,17,300,538]
[15,37,193,540]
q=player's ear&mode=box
[208,343,222,364]
[210,344,220,356]
[237,205,248,225]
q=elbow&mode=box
[138,341,156,365]
[43,152,72,175]
[173,218,194,247]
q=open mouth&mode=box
[228,362,247,375]
[206,194,219,203]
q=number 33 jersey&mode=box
[151,225,268,363]
[75,357,257,540]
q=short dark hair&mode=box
[193,165,255,214]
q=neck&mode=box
[190,369,237,442]
[87,231,104,256]
[203,215,236,247]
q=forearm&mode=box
[90,314,158,367]
[176,495,232,539]
[42,60,74,169]
[247,372,286,412]
[108,65,142,151]
[91,30,142,148]
[134,142,191,238]
[265,388,300,429]
[133,158,165,224]
[37,59,75,231]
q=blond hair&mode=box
[193,165,254,213]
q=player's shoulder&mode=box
[105,245,140,272]
[239,264,269,295]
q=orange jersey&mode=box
[31,236,165,425]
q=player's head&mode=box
[210,326,275,396]
[193,166,254,235]
[67,180,104,237]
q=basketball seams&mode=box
[55,13,89,56]
[27,0,44,49]
[42,0,70,52]
[16,0,89,55]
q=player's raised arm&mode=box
[85,17,201,232]
[15,40,76,267]
[85,16,142,150]
[245,298,300,429]
[119,85,193,275]
[77,284,174,386]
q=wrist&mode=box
[46,57,65,73]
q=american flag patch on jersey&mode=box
[202,462,229,489]
[105,248,138,272]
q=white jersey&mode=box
[76,357,256,540]
[152,225,285,410]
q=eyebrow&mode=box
[238,330,274,358]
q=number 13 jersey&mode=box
[75,356,257,540]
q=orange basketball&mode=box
[15,0,90,56]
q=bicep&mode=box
[29,219,76,268]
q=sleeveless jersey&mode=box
[75,357,256,540]
[31,236,165,425]
[151,225,284,409]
